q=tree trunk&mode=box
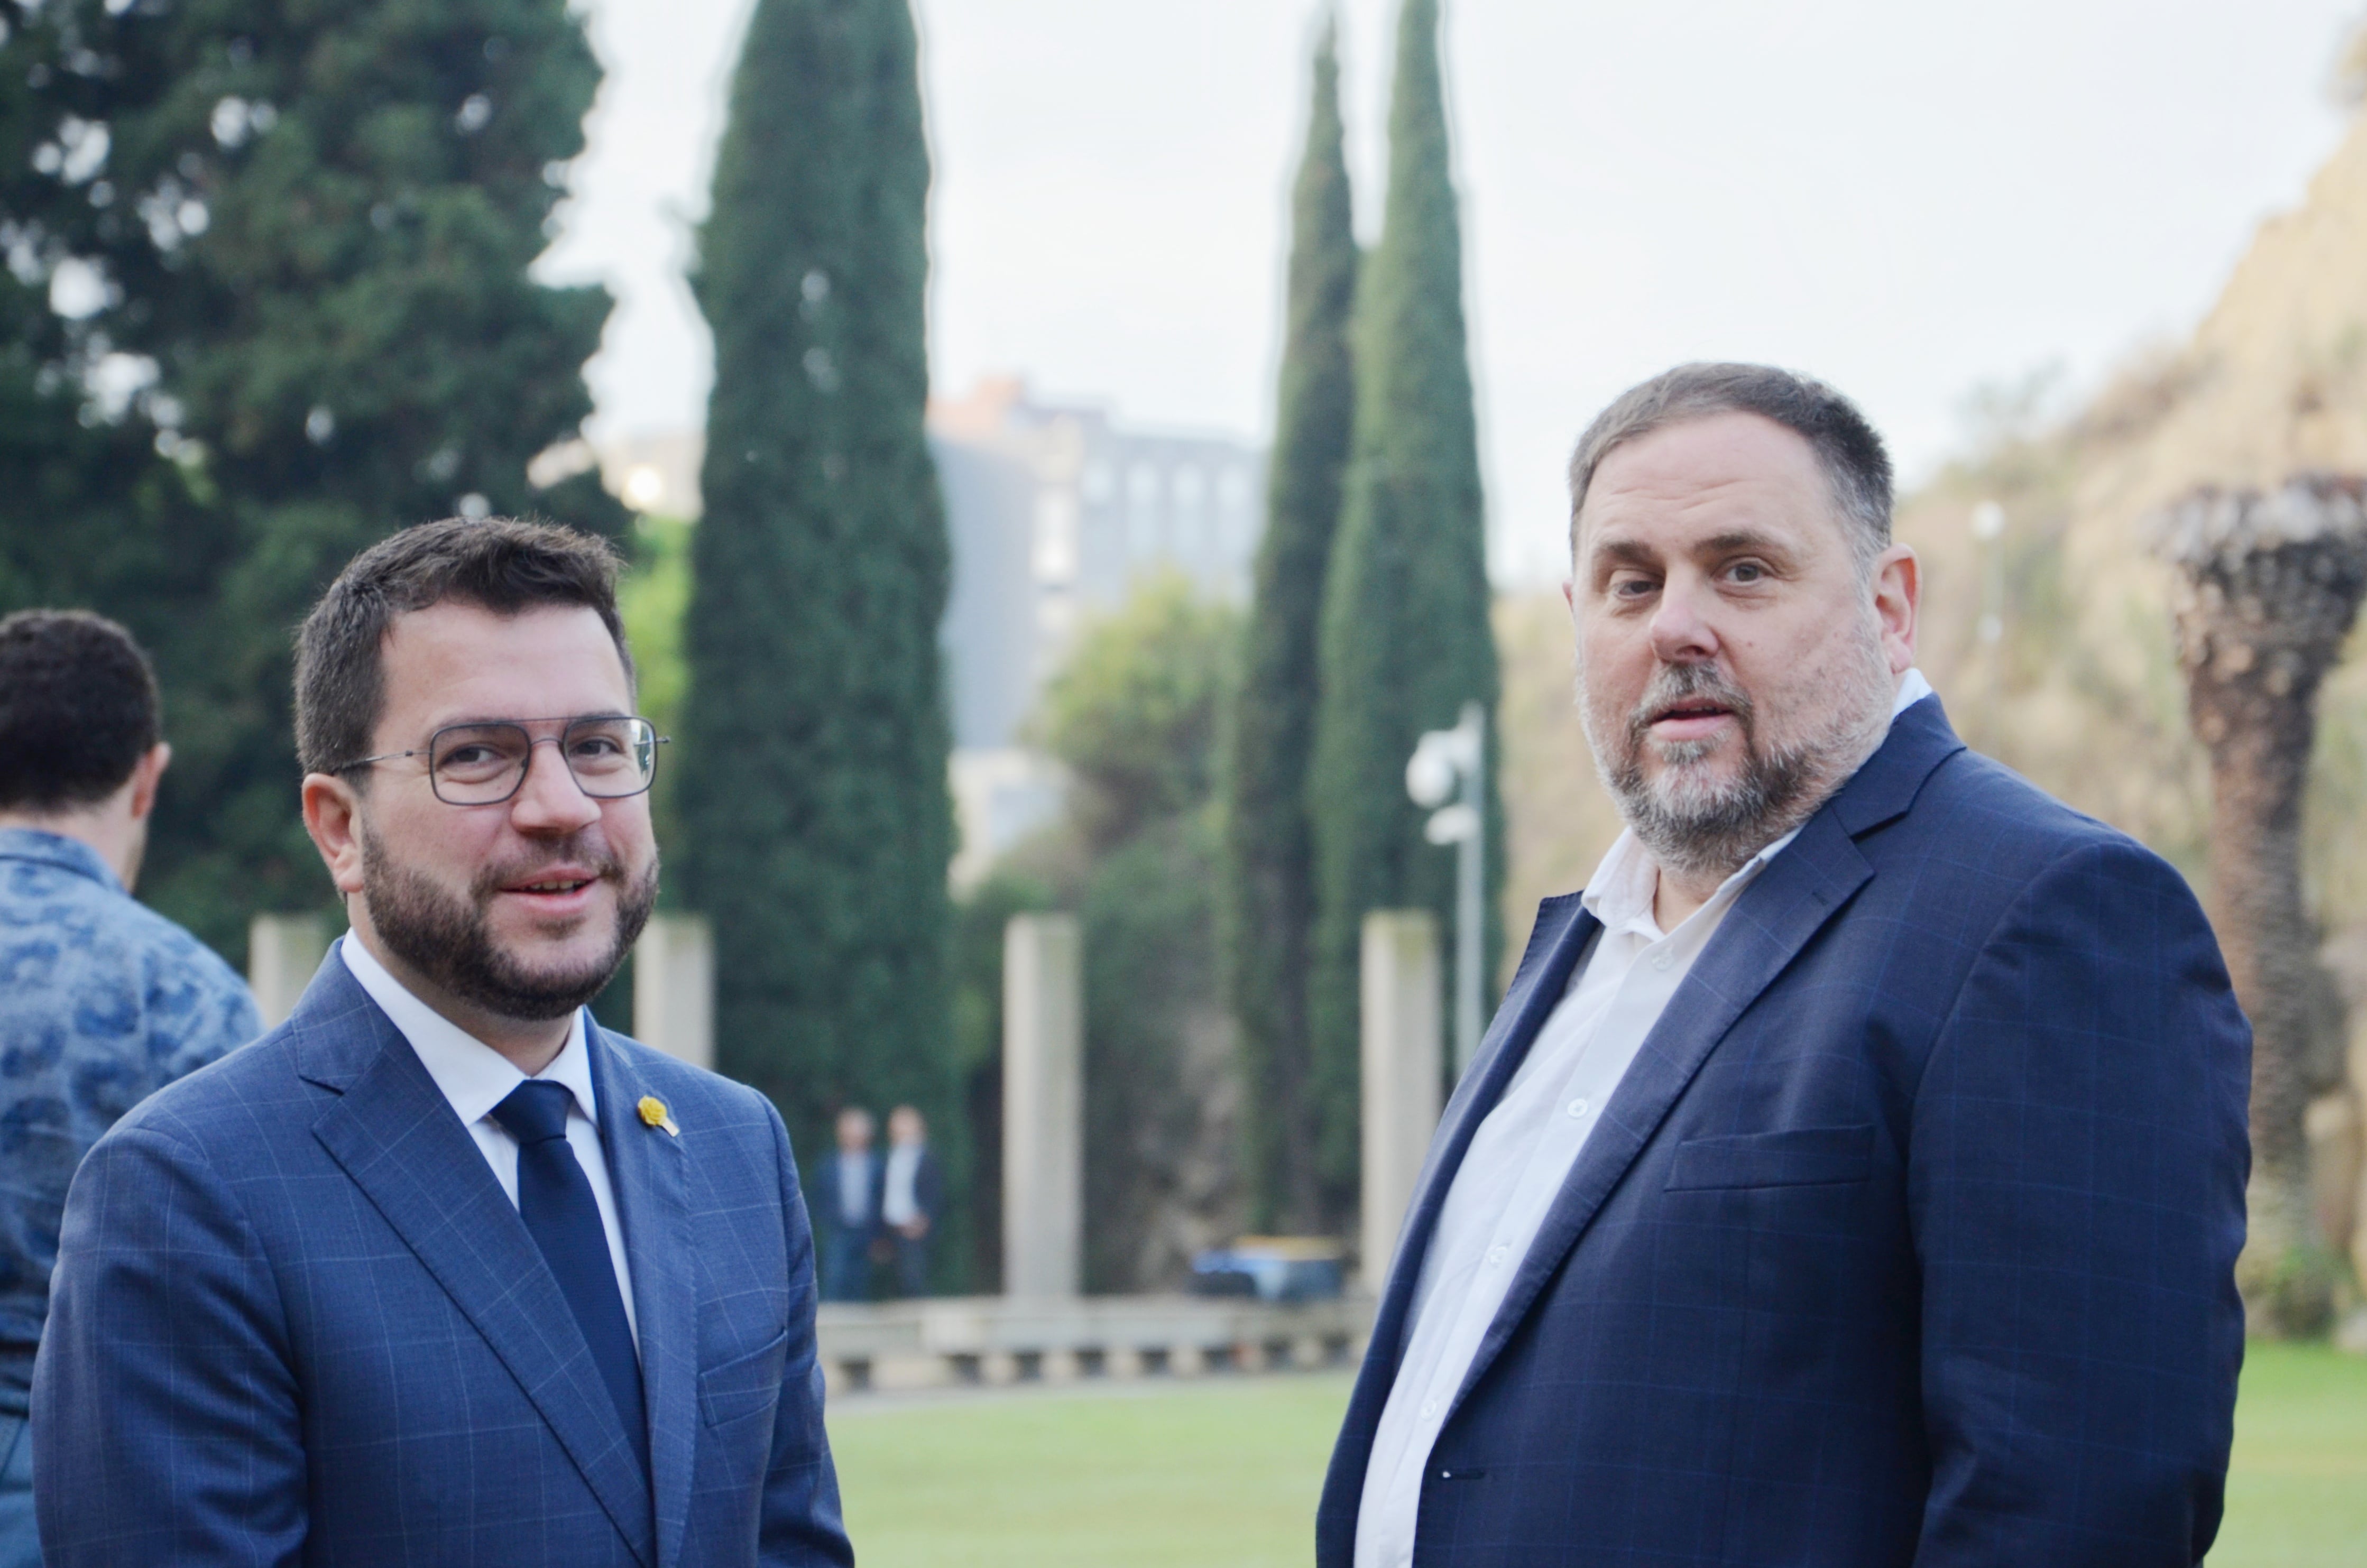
[2157,478,2367,1335]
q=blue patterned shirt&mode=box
[0,827,260,1414]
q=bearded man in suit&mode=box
[35,518,851,1566]
[1322,363,2250,1568]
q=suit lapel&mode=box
[1447,698,1969,1412]
[1319,895,1601,1528]
[297,960,656,1567]
[591,1030,698,1568]
[1364,896,1598,1374]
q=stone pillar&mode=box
[633,915,715,1071]
[1003,913,1082,1298]
[248,914,328,1029]
[1361,910,1443,1292]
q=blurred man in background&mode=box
[0,610,260,1568]
[812,1107,881,1302]
[35,520,850,1565]
[880,1104,943,1298]
[1323,364,2248,1568]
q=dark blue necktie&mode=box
[490,1080,648,1475]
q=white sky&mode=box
[541,0,2367,587]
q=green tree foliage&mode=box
[0,0,621,956]
[1305,0,1503,1221]
[679,0,955,1179]
[1030,573,1241,1291]
[615,514,691,864]
[1222,16,1358,1235]
[1040,573,1235,857]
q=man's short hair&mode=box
[1568,363,1894,570]
[0,610,163,811]
[294,517,632,777]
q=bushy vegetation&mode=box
[1223,19,1358,1237]
[676,0,957,1182]
[1304,0,1503,1222]
[0,0,621,956]
[996,573,1243,1291]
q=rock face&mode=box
[2154,479,2367,1334]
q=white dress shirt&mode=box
[882,1143,924,1228]
[339,934,640,1345]
[1353,669,1932,1568]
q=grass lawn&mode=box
[827,1344,2367,1566]
[829,1372,1352,1567]
[2213,1342,2367,1567]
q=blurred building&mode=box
[929,377,1264,742]
[934,378,1265,886]
[594,379,1265,889]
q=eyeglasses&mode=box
[334,716,668,806]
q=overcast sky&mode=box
[540,0,2367,587]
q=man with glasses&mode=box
[34,518,853,1566]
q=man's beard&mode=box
[362,831,658,1021]
[1580,614,1894,884]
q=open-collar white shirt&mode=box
[339,933,640,1345]
[1353,670,1932,1568]
[883,1141,926,1228]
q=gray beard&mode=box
[361,831,657,1022]
[1580,619,1895,885]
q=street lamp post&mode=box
[1406,702,1485,1080]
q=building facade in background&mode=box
[596,377,1265,887]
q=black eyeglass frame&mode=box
[331,714,669,806]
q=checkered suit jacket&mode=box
[33,951,852,1567]
[1318,696,2250,1567]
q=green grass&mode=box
[2213,1343,2367,1567]
[829,1372,1352,1567]
[827,1345,2367,1567]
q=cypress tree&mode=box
[679,0,955,1174]
[1221,15,1357,1235]
[1305,0,1503,1222]
[0,0,622,955]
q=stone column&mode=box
[1003,913,1082,1298]
[1361,909,1442,1292]
[633,915,715,1071]
[247,914,328,1029]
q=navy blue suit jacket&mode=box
[807,1148,881,1237]
[1319,697,2250,1567]
[32,951,852,1567]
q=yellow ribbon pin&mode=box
[638,1096,679,1137]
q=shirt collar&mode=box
[1580,666,1934,939]
[0,827,123,894]
[339,933,595,1129]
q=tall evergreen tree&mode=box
[1305,0,1503,1223]
[680,0,955,1170]
[0,0,622,955]
[1222,15,1357,1235]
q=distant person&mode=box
[880,1105,944,1298]
[34,519,852,1565]
[0,610,261,1568]
[811,1108,881,1302]
[1323,364,2250,1568]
